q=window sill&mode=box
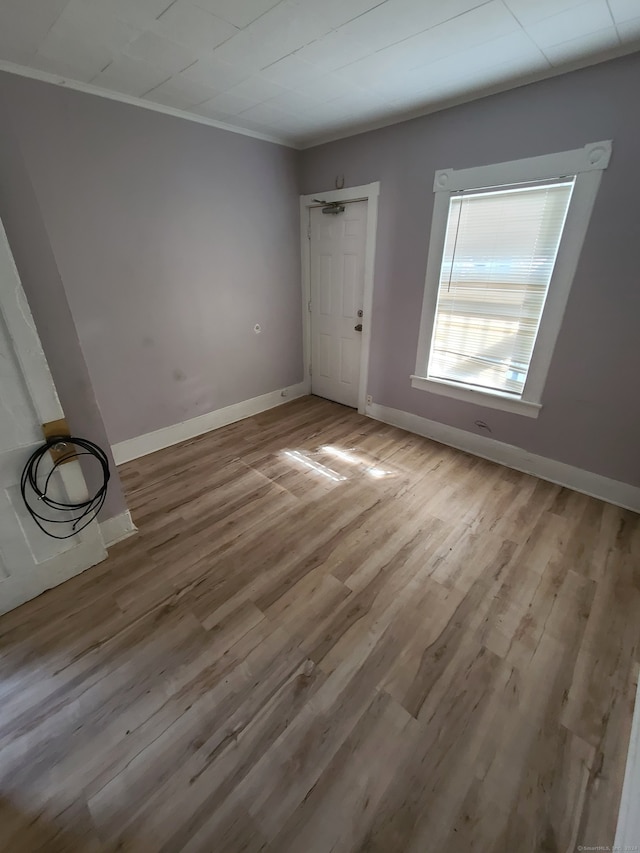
[410,375,542,418]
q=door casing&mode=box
[0,216,107,615]
[300,182,380,415]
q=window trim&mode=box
[412,141,612,417]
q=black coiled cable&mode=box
[20,436,110,540]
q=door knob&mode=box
[354,324,363,332]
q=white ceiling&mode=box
[1,0,639,147]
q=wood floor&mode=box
[1,396,639,853]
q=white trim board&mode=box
[112,381,309,465]
[432,140,611,192]
[0,212,107,615]
[0,60,294,149]
[410,375,542,418]
[300,182,380,416]
[614,672,640,850]
[100,510,138,547]
[366,402,640,513]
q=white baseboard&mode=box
[367,402,640,513]
[100,510,138,547]
[615,672,640,849]
[112,381,310,465]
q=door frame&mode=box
[300,182,380,415]
[0,216,107,613]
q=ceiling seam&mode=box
[498,0,553,69]
[156,0,181,21]
[603,0,623,42]
[298,41,640,148]
[368,0,495,57]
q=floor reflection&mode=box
[280,445,395,482]
[282,450,347,482]
[321,445,395,479]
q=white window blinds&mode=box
[427,179,575,397]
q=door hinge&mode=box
[309,363,312,376]
[307,226,311,240]
[307,299,312,312]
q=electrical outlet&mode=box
[366,395,373,406]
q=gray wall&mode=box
[301,53,640,487]
[0,113,128,521]
[0,71,302,446]
[2,52,638,498]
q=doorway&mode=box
[300,183,380,414]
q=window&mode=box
[430,180,574,396]
[413,142,612,417]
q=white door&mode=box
[0,218,107,616]
[310,200,367,408]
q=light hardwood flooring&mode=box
[1,395,639,852]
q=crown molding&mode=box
[0,59,299,149]
[2,40,639,154]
